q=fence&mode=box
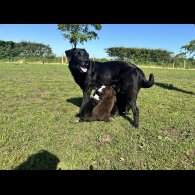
[0,55,68,64]
[0,57,194,69]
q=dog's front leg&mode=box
[80,88,92,113]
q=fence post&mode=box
[173,60,175,68]
[62,53,64,64]
[184,60,186,69]
[65,56,67,64]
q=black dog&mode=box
[65,48,154,128]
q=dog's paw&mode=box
[75,113,80,117]
[123,111,131,116]
[119,111,130,116]
[132,123,139,129]
[109,117,114,122]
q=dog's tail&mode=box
[140,73,154,88]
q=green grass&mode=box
[0,63,195,170]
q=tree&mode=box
[174,52,187,59]
[0,40,55,61]
[105,47,173,63]
[57,24,102,48]
[181,40,195,59]
[18,41,54,58]
[0,40,21,59]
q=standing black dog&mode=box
[65,48,154,128]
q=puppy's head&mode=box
[101,86,116,97]
[97,85,106,93]
[65,48,90,73]
[91,85,105,101]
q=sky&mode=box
[0,24,194,58]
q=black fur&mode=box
[65,48,154,128]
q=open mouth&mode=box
[80,67,88,73]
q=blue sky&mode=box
[0,24,194,58]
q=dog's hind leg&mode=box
[125,91,139,128]
[125,101,139,128]
[131,104,139,128]
[99,115,112,122]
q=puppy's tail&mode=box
[140,73,154,88]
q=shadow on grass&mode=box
[66,97,82,108]
[14,150,60,170]
[155,82,195,95]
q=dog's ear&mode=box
[82,48,89,56]
[65,49,74,60]
[65,50,71,57]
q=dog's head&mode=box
[91,87,103,101]
[65,48,90,73]
[98,85,116,98]
[91,85,106,101]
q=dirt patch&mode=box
[99,134,112,143]
[36,88,50,95]
[74,135,87,144]
[183,150,195,166]
[164,127,180,140]
[27,80,35,84]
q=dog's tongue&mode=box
[81,67,87,72]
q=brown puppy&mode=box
[92,85,116,122]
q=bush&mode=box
[105,47,174,63]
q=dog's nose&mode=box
[84,60,89,64]
[81,60,89,67]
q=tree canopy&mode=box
[57,24,102,48]
[105,47,173,63]
[181,40,195,58]
[0,40,55,59]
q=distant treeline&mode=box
[105,47,175,63]
[0,40,56,61]
[1,41,194,68]
[105,47,195,68]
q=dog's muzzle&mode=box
[80,60,89,73]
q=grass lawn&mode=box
[0,63,195,170]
